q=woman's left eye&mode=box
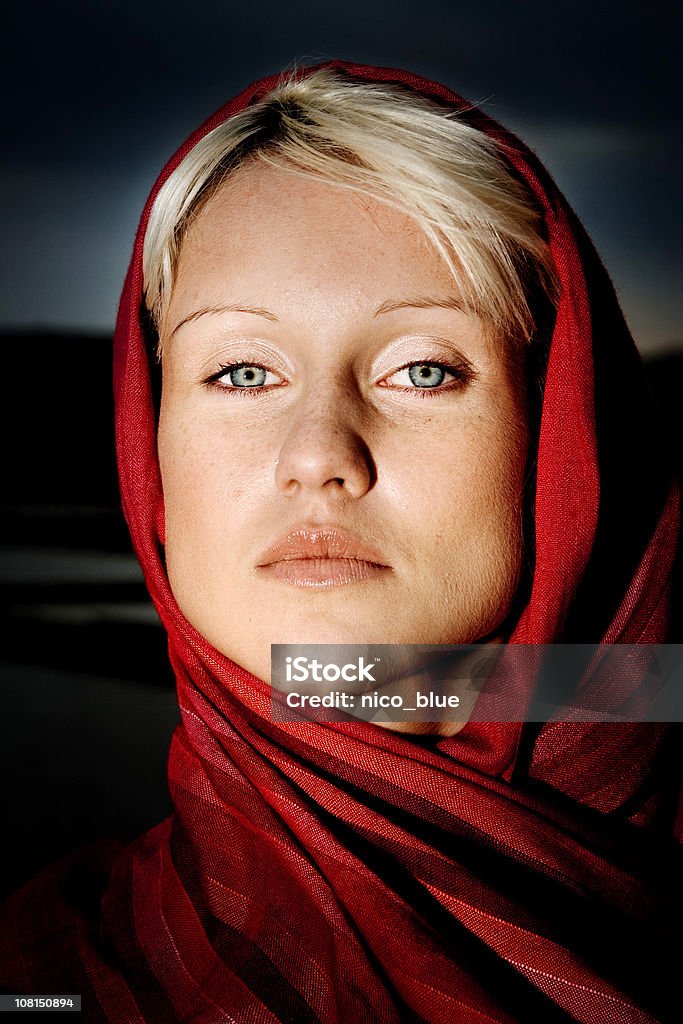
[209,364,282,390]
[382,362,461,391]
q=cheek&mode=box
[386,401,527,538]
[405,402,528,604]
[157,401,272,628]
[158,403,272,529]
[471,402,529,559]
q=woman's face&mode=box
[158,163,529,684]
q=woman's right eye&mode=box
[208,363,283,391]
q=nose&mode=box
[274,388,375,499]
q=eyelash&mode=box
[379,361,473,396]
[204,363,285,398]
[204,360,474,397]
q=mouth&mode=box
[256,527,391,588]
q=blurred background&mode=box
[1,0,681,898]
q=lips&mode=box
[256,528,390,588]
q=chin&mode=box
[267,615,376,647]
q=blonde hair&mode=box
[143,67,558,347]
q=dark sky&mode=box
[1,0,681,354]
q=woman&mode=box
[1,60,680,1023]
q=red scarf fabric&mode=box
[1,61,681,1023]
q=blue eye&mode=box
[407,364,446,388]
[227,365,267,387]
[384,362,460,390]
[210,363,282,390]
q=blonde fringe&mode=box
[143,68,558,351]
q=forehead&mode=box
[169,162,457,314]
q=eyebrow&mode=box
[372,295,465,317]
[168,294,466,338]
[169,303,279,337]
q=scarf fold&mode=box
[1,60,680,1024]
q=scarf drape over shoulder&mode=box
[1,61,681,1023]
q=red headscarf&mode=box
[1,61,681,1023]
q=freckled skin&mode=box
[157,163,530,722]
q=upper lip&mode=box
[257,527,389,567]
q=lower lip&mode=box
[258,558,390,588]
